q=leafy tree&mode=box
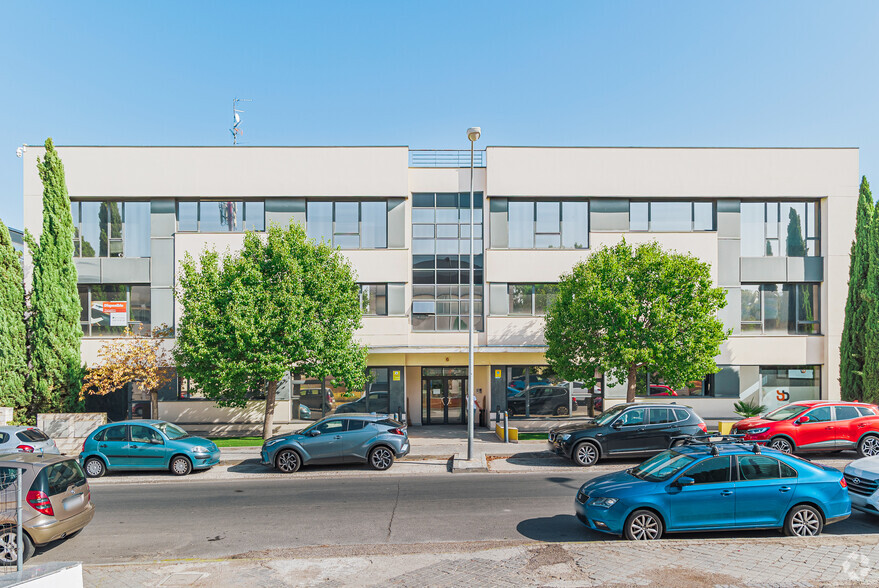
[840,177,874,401]
[174,222,368,439]
[80,327,174,419]
[544,240,729,403]
[0,220,27,415]
[863,198,879,403]
[24,138,83,416]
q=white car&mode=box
[0,426,60,455]
[844,457,879,515]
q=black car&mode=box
[508,386,578,417]
[334,390,389,414]
[548,403,707,466]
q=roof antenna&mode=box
[230,98,252,145]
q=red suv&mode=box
[732,401,879,457]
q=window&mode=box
[306,200,387,249]
[78,284,151,337]
[347,419,367,431]
[834,405,860,421]
[507,200,588,249]
[804,406,832,423]
[629,201,715,232]
[359,284,388,316]
[71,201,150,258]
[44,461,86,495]
[649,408,675,424]
[740,202,819,257]
[857,406,876,417]
[633,370,714,397]
[130,425,162,444]
[617,408,647,426]
[738,456,785,481]
[16,429,49,443]
[683,457,731,484]
[744,366,821,412]
[176,200,265,232]
[740,284,820,334]
[673,408,690,421]
[312,419,346,434]
[103,426,128,442]
[507,284,558,316]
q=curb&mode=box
[450,453,490,473]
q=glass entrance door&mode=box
[421,376,467,424]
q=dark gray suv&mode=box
[261,414,410,473]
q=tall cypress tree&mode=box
[24,138,83,416]
[841,177,874,400]
[863,197,879,403]
[0,220,27,414]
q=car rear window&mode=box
[44,460,86,495]
[673,408,690,422]
[16,429,49,443]
[857,406,877,417]
[0,433,8,444]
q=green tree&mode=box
[174,222,368,439]
[544,240,729,403]
[841,177,874,400]
[863,198,879,403]
[0,220,27,415]
[24,138,84,416]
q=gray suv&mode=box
[261,414,410,473]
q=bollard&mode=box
[503,411,509,443]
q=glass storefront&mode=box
[293,367,399,421]
[739,366,821,412]
[491,365,597,418]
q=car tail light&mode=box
[388,428,405,436]
[840,477,848,489]
[26,490,54,516]
[698,423,708,433]
[17,445,33,453]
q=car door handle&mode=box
[720,490,733,496]
[825,426,833,430]
[858,424,867,428]
[333,435,342,439]
[99,444,108,448]
[637,427,646,432]
[779,486,792,492]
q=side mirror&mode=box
[795,416,810,425]
[151,438,163,445]
[308,429,321,437]
[677,476,695,487]
[611,421,623,430]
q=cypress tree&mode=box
[863,196,879,403]
[841,177,874,400]
[0,220,27,414]
[24,138,83,416]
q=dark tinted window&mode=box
[16,429,49,443]
[683,457,731,484]
[130,425,162,444]
[738,455,781,481]
[103,426,128,442]
[805,407,832,423]
[857,406,876,417]
[673,408,690,422]
[0,467,16,491]
[779,461,797,478]
[346,420,366,431]
[649,408,675,424]
[45,460,86,495]
[0,433,8,444]
[92,429,105,442]
[834,406,860,421]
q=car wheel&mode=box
[0,526,34,565]
[170,455,193,476]
[769,437,794,454]
[555,405,570,416]
[784,504,823,537]
[624,509,664,541]
[275,449,301,473]
[369,446,395,470]
[858,435,879,457]
[572,441,599,467]
[84,457,106,478]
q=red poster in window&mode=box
[101,301,127,313]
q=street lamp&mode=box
[466,126,481,460]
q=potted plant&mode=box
[733,400,767,419]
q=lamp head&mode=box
[466,127,481,142]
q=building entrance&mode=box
[421,368,467,425]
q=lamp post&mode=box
[466,126,481,460]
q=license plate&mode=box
[63,494,84,511]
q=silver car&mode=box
[260,414,410,473]
[0,427,59,455]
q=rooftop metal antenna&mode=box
[230,98,252,145]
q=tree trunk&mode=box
[263,380,277,440]
[626,364,638,403]
[150,390,158,420]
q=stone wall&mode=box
[38,413,107,456]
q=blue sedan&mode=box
[575,440,850,539]
[80,420,220,477]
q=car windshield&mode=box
[154,422,189,440]
[630,450,696,482]
[763,405,808,421]
[594,405,627,426]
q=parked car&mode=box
[574,439,850,540]
[732,401,879,456]
[0,453,95,564]
[261,414,409,473]
[549,403,707,466]
[649,385,678,397]
[844,457,879,515]
[297,387,335,413]
[80,420,220,477]
[508,386,577,416]
[334,390,389,414]
[0,427,59,455]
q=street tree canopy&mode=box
[174,223,368,438]
[544,240,729,402]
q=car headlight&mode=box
[190,446,210,453]
[559,433,571,442]
[589,497,618,509]
[264,438,285,447]
[746,427,769,435]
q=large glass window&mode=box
[78,284,151,337]
[508,284,558,316]
[305,201,387,249]
[628,201,715,232]
[749,366,821,412]
[506,200,588,249]
[175,200,265,232]
[71,201,151,258]
[632,369,715,397]
[740,284,820,334]
[359,284,388,316]
[740,202,819,257]
[290,367,395,420]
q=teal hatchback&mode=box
[80,420,220,477]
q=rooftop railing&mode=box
[409,149,486,168]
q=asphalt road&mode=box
[31,471,879,565]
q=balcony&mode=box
[409,149,486,168]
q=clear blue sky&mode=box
[3,1,878,228]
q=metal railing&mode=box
[409,149,486,168]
